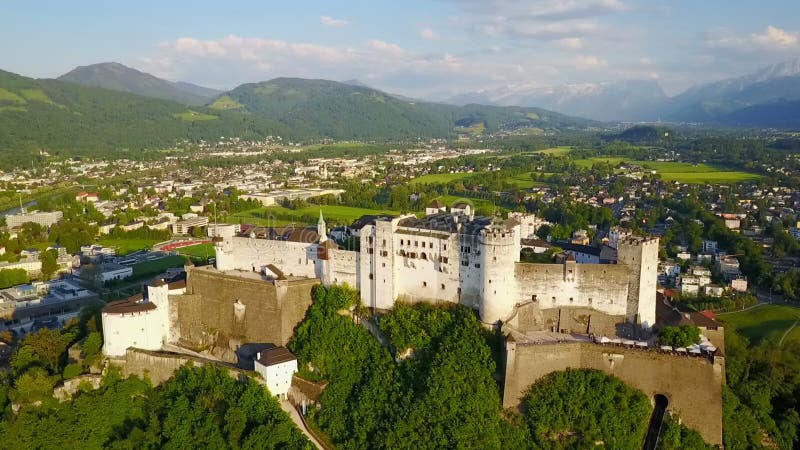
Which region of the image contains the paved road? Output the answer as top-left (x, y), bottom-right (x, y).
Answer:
top-left (280, 399), bottom-right (324, 450)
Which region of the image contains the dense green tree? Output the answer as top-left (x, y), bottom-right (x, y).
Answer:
top-left (658, 325), bottom-right (701, 348)
top-left (521, 369), bottom-right (651, 449)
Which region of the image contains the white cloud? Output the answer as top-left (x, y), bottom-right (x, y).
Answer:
top-left (753, 25), bottom-right (798, 47)
top-left (574, 55), bottom-right (607, 70)
top-left (420, 28), bottom-right (440, 40)
top-left (557, 37), bottom-right (584, 50)
top-left (705, 25), bottom-right (799, 52)
top-left (320, 16), bottom-right (349, 28)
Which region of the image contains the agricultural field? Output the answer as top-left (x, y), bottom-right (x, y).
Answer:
top-left (97, 238), bottom-right (161, 256)
top-left (572, 157), bottom-right (760, 184)
top-left (207, 95), bottom-right (244, 110)
top-left (718, 304), bottom-right (800, 346)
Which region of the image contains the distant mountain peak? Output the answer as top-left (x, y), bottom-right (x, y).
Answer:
top-left (58, 62), bottom-right (221, 106)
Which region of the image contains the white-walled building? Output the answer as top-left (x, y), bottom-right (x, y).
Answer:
top-left (214, 206), bottom-right (660, 329)
top-left (254, 346), bottom-right (298, 400)
top-left (101, 276), bottom-right (186, 357)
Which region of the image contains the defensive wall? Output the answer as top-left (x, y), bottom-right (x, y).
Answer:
top-left (503, 340), bottom-right (725, 446)
top-left (168, 266), bottom-right (318, 362)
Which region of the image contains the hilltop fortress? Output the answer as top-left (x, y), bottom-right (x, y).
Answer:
top-left (102, 202), bottom-right (724, 445)
top-left (214, 204), bottom-right (659, 331)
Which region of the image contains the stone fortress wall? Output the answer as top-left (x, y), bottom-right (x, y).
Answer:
top-left (167, 266), bottom-right (318, 362)
top-left (504, 340), bottom-right (725, 446)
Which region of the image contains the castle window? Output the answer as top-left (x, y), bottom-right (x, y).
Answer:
top-left (462, 260), bottom-right (469, 267)
top-left (421, 253), bottom-right (427, 260)
top-left (415, 241), bottom-right (419, 247)
top-left (399, 250), bottom-right (406, 257)
top-left (570, 297), bottom-right (574, 302)
top-left (369, 273), bottom-right (374, 279)
top-left (441, 257), bottom-right (449, 264)
top-left (401, 239), bottom-right (404, 245)
top-left (423, 281), bottom-right (427, 287)
top-left (382, 239), bottom-right (386, 247)
top-left (441, 283), bottom-right (445, 290)
top-left (532, 295), bottom-right (537, 302)
top-left (443, 244), bottom-right (447, 251)
top-left (588, 297), bottom-right (593, 304)
top-left (493, 256), bottom-right (497, 261)
top-left (382, 263), bottom-right (386, 267)
top-left (368, 248), bottom-right (374, 254)
top-left (474, 263), bottom-right (480, 268)
top-left (368, 237), bottom-right (373, 244)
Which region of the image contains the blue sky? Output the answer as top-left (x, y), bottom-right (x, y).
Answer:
top-left (2, 0), bottom-right (800, 97)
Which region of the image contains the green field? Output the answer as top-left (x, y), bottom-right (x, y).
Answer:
top-left (572, 157), bottom-right (760, 184)
top-left (435, 195), bottom-right (506, 214)
top-left (97, 238), bottom-right (161, 256)
top-left (229, 204), bottom-right (403, 227)
top-left (207, 95), bottom-right (244, 110)
top-left (533, 146), bottom-right (572, 155)
top-left (719, 304), bottom-right (800, 346)
top-left (132, 255), bottom-right (187, 278)
top-left (173, 110), bottom-right (218, 122)
top-left (176, 243), bottom-right (215, 259)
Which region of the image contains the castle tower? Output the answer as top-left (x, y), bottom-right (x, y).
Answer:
top-left (616, 236), bottom-right (659, 329)
top-left (317, 210), bottom-right (327, 243)
top-left (478, 222), bottom-right (521, 324)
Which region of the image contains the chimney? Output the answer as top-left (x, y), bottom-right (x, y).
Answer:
top-left (256, 352), bottom-right (261, 361)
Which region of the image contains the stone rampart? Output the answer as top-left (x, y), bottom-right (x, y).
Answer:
top-left (503, 341), bottom-right (724, 446)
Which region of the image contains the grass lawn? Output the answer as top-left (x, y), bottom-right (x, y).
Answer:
top-left (176, 243), bottom-right (215, 259)
top-left (173, 110), bottom-right (218, 121)
top-left (131, 255), bottom-right (187, 278)
top-left (718, 304), bottom-right (800, 345)
top-left (97, 238), bottom-right (162, 255)
top-left (532, 146), bottom-right (572, 155)
top-left (229, 204), bottom-right (403, 227)
top-left (208, 95), bottom-right (244, 110)
top-left (435, 195), bottom-right (506, 213)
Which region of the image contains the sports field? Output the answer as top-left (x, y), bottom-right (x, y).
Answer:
top-left (718, 304), bottom-right (800, 346)
top-left (176, 243), bottom-right (216, 259)
top-left (572, 157), bottom-right (760, 184)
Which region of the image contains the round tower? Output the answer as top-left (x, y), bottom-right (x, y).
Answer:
top-left (478, 223), bottom-right (521, 324)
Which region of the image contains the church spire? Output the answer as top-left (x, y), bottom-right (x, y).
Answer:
top-left (317, 209), bottom-right (327, 242)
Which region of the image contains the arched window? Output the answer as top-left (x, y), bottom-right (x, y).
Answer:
top-left (421, 252), bottom-right (427, 260)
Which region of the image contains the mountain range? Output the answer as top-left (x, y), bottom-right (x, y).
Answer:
top-left (0, 64), bottom-right (595, 164)
top-left (445, 57), bottom-right (800, 125)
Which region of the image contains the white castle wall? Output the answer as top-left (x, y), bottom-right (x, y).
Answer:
top-left (212, 214), bottom-right (659, 328)
top-left (102, 308), bottom-right (163, 357)
top-left (216, 236), bottom-right (317, 278)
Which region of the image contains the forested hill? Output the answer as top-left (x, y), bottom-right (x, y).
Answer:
top-left (210, 77), bottom-right (596, 139)
top-left (58, 62), bottom-right (221, 106)
top-left (0, 69), bottom-right (596, 166)
top-left (0, 69), bottom-right (291, 165)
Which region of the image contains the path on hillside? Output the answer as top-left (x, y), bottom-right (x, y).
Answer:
top-left (716, 302), bottom-right (767, 316)
top-left (778, 319), bottom-right (800, 347)
top-left (279, 400), bottom-right (325, 450)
